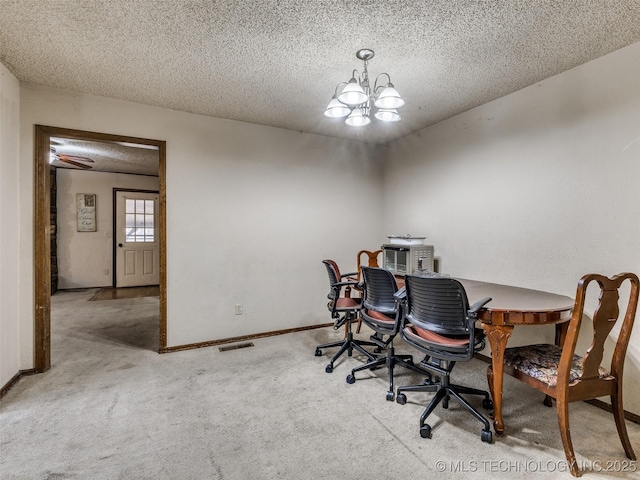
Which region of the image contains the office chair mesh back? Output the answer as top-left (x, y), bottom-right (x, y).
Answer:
top-left (323, 260), bottom-right (341, 302)
top-left (405, 276), bottom-right (471, 337)
top-left (361, 266), bottom-right (398, 316)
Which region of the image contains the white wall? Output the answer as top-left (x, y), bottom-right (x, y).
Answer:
top-left (56, 169), bottom-right (160, 289)
top-left (19, 85), bottom-right (382, 359)
top-left (384, 41), bottom-right (640, 413)
top-left (0, 63), bottom-right (21, 386)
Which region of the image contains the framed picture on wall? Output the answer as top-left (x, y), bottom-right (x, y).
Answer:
top-left (76, 193), bottom-right (97, 232)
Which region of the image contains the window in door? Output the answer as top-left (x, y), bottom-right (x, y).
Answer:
top-left (125, 199), bottom-right (155, 242)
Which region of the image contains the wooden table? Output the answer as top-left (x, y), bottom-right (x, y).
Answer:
top-left (456, 278), bottom-right (574, 436)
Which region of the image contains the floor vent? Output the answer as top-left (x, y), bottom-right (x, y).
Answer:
top-left (219, 342), bottom-right (254, 352)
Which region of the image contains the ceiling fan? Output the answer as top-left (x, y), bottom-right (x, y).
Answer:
top-left (50, 146), bottom-right (94, 169)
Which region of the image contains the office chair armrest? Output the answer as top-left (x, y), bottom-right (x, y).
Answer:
top-left (469, 296), bottom-right (492, 314)
top-left (340, 271), bottom-right (357, 278)
top-left (331, 280), bottom-right (359, 288)
top-left (394, 287), bottom-right (407, 313)
top-left (394, 287), bottom-right (407, 300)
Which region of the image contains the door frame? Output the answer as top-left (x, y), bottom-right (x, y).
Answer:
top-left (112, 188), bottom-right (160, 288)
top-left (34, 125), bottom-right (167, 372)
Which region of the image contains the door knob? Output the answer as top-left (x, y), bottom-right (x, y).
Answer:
top-left (118, 243), bottom-right (123, 247)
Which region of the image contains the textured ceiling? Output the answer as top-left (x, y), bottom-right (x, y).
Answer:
top-left (51, 137), bottom-right (159, 176)
top-left (2, 1), bottom-right (640, 146)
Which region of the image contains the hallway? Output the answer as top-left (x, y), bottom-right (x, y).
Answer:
top-left (52, 288), bottom-right (160, 358)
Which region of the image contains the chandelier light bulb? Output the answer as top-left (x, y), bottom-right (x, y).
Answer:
top-left (338, 81), bottom-right (368, 106)
top-left (345, 108), bottom-right (371, 127)
top-left (324, 97), bottom-right (351, 118)
top-left (375, 108), bottom-right (401, 122)
top-left (374, 86), bottom-right (405, 109)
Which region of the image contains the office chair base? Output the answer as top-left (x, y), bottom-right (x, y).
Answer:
top-left (347, 346), bottom-right (430, 401)
top-left (317, 333), bottom-right (379, 374)
top-left (397, 383), bottom-right (494, 443)
top-left (419, 421), bottom-right (492, 444)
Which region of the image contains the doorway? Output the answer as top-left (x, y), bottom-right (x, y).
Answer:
top-left (34, 125), bottom-right (167, 372)
top-left (114, 190), bottom-right (160, 287)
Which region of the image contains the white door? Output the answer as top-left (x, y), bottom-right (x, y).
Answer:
top-left (115, 191), bottom-right (159, 287)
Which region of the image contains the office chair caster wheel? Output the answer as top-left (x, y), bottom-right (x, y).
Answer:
top-left (346, 374), bottom-right (356, 384)
top-left (481, 429), bottom-right (493, 443)
top-left (420, 424), bottom-right (432, 439)
top-left (315, 349), bottom-right (322, 357)
top-left (325, 365), bottom-right (333, 373)
top-left (396, 393), bottom-right (407, 405)
top-left (374, 347), bottom-right (383, 354)
top-left (482, 398), bottom-right (494, 410)
top-left (386, 391), bottom-right (394, 402)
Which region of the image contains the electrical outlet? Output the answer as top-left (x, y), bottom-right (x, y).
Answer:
top-left (235, 304), bottom-right (243, 315)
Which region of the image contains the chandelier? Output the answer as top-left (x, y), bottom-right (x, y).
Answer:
top-left (324, 49), bottom-right (404, 126)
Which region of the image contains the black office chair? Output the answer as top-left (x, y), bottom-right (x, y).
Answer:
top-left (315, 260), bottom-right (379, 373)
top-left (346, 267), bottom-right (432, 401)
top-left (395, 274), bottom-right (494, 443)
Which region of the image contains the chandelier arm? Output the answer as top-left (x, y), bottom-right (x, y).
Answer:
top-left (373, 73), bottom-right (392, 93)
top-left (333, 81), bottom-right (349, 97)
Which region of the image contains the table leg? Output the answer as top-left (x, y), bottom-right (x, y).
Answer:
top-left (482, 323), bottom-right (513, 436)
top-left (555, 321), bottom-right (569, 347)
top-left (543, 322), bottom-right (570, 407)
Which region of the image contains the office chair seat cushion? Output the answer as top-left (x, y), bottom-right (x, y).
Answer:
top-left (364, 309), bottom-right (395, 325)
top-left (330, 297), bottom-right (361, 311)
top-left (405, 325), bottom-right (470, 347)
top-left (504, 344), bottom-right (611, 388)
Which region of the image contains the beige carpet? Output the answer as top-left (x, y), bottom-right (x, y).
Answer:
top-left (1, 289), bottom-right (639, 479)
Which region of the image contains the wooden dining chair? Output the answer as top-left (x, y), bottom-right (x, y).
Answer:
top-left (356, 249), bottom-right (382, 281)
top-left (492, 273), bottom-right (639, 477)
